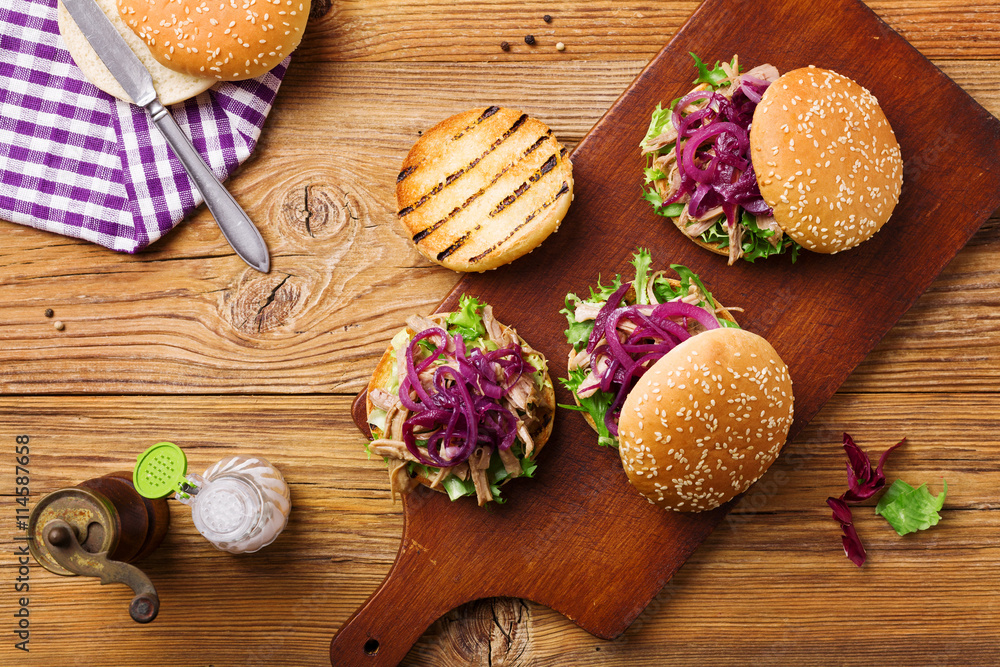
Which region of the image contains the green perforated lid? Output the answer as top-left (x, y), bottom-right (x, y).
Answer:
top-left (134, 442), bottom-right (190, 499)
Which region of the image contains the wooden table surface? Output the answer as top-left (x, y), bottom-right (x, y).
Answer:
top-left (2, 1), bottom-right (1000, 665)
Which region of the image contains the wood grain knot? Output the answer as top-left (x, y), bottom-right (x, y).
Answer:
top-left (428, 598), bottom-right (530, 666)
top-left (279, 183), bottom-right (358, 239)
top-left (227, 271), bottom-right (302, 335)
top-left (309, 0), bottom-right (331, 19)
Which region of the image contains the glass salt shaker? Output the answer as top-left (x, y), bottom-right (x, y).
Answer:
top-left (134, 442), bottom-right (291, 554)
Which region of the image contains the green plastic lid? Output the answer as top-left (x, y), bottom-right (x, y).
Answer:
top-left (134, 442), bottom-right (191, 499)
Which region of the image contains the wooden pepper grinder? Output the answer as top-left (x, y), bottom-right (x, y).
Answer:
top-left (27, 471), bottom-right (170, 623)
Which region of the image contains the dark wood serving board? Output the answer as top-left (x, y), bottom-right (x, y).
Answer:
top-left (331, 0), bottom-right (1000, 663)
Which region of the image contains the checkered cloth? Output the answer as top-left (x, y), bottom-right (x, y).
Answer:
top-left (0, 0), bottom-right (286, 252)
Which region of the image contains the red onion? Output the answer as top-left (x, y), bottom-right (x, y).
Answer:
top-left (664, 77), bottom-right (773, 226)
top-left (398, 327), bottom-right (530, 467)
top-left (584, 284), bottom-right (721, 436)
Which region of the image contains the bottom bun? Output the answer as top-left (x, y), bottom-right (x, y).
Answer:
top-left (618, 327), bottom-right (793, 512)
top-left (59, 0), bottom-right (215, 105)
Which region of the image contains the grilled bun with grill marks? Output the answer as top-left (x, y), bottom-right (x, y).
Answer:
top-left (118, 0), bottom-right (310, 80)
top-left (751, 66), bottom-right (903, 253)
top-left (618, 327), bottom-right (793, 512)
top-left (396, 106), bottom-right (574, 272)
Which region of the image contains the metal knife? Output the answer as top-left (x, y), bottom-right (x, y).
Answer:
top-left (62, 0), bottom-right (270, 273)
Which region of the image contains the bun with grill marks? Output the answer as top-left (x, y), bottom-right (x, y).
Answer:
top-left (396, 107), bottom-right (574, 272)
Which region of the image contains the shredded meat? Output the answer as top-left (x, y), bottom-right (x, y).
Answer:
top-left (516, 421), bottom-right (535, 459)
top-left (405, 314), bottom-right (440, 334)
top-left (568, 347), bottom-right (591, 371)
top-left (505, 374), bottom-right (535, 412)
top-left (727, 221), bottom-right (745, 265)
top-left (483, 305), bottom-right (517, 347)
top-left (678, 204), bottom-right (725, 238)
top-left (428, 465), bottom-right (450, 489)
top-left (755, 213), bottom-right (784, 248)
top-left (369, 388), bottom-right (399, 411)
top-left (386, 458), bottom-right (419, 502)
top-left (576, 370), bottom-right (601, 399)
top-left (450, 462), bottom-right (469, 481)
top-left (642, 121), bottom-right (679, 155)
top-left (742, 63), bottom-right (780, 84)
top-left (498, 445), bottom-right (522, 478)
top-left (469, 447), bottom-right (493, 506)
top-left (574, 301), bottom-right (603, 322)
top-left (370, 439), bottom-right (420, 462)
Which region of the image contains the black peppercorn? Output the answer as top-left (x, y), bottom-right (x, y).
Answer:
top-left (524, 34), bottom-right (536, 45)
top-left (44, 308), bottom-right (54, 318)
top-left (500, 41), bottom-right (510, 51)
top-left (543, 14), bottom-right (552, 23)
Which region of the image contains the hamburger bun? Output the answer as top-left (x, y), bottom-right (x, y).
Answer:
top-left (118, 0), bottom-right (310, 80)
top-left (366, 313), bottom-right (555, 496)
top-left (751, 66), bottom-right (903, 253)
top-left (618, 327), bottom-right (793, 512)
top-left (396, 106), bottom-right (574, 272)
top-left (58, 0), bottom-right (215, 105)
top-left (571, 279), bottom-right (738, 435)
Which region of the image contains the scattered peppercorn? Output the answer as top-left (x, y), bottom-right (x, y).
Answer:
top-left (556, 42), bottom-right (566, 51)
top-left (500, 41), bottom-right (510, 51)
top-left (44, 308), bottom-right (54, 318)
top-left (524, 35), bottom-right (536, 45)
top-left (543, 14), bottom-right (552, 23)
top-left (54, 321), bottom-right (65, 331)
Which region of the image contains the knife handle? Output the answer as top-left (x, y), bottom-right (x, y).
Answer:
top-left (147, 100), bottom-right (270, 273)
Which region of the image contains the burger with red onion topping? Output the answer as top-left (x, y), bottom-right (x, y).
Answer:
top-left (562, 249), bottom-right (794, 511)
top-left (365, 296), bottom-right (554, 506)
top-left (642, 55), bottom-right (902, 264)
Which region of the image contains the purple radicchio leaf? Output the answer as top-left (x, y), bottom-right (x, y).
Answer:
top-left (826, 496), bottom-right (866, 567)
top-left (841, 434), bottom-right (906, 503)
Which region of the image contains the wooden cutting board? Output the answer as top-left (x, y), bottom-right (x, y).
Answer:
top-left (331, 0), bottom-right (1000, 663)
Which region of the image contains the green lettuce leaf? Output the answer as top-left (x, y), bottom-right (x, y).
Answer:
top-left (560, 369), bottom-right (617, 448)
top-left (446, 294), bottom-right (487, 343)
top-left (697, 212), bottom-right (801, 263)
top-left (442, 475), bottom-right (476, 501)
top-left (631, 247), bottom-right (653, 305)
top-left (560, 273), bottom-right (624, 346)
top-left (644, 165), bottom-right (669, 185)
top-left (875, 479), bottom-right (948, 536)
top-left (691, 52), bottom-right (738, 89)
top-left (641, 102), bottom-right (674, 150)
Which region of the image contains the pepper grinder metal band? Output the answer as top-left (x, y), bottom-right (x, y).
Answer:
top-left (27, 471), bottom-right (170, 623)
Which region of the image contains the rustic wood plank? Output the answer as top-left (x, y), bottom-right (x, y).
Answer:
top-left (1, 60), bottom-right (998, 395)
top-left (293, 1), bottom-right (1000, 62)
top-left (0, 393), bottom-right (995, 666)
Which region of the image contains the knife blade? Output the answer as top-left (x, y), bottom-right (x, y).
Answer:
top-left (61, 0), bottom-right (271, 273)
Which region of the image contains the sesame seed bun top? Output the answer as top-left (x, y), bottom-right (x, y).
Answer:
top-left (117, 0), bottom-right (310, 81)
top-left (617, 327), bottom-right (794, 512)
top-left (751, 66), bottom-right (903, 254)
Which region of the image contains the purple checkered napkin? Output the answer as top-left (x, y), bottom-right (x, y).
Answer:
top-left (0, 0), bottom-right (287, 252)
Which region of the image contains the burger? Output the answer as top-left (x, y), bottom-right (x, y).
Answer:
top-left (59, 0), bottom-right (310, 104)
top-left (641, 55), bottom-right (903, 264)
top-left (365, 296), bottom-right (554, 506)
top-left (396, 106), bottom-right (574, 272)
top-left (561, 249), bottom-right (794, 511)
